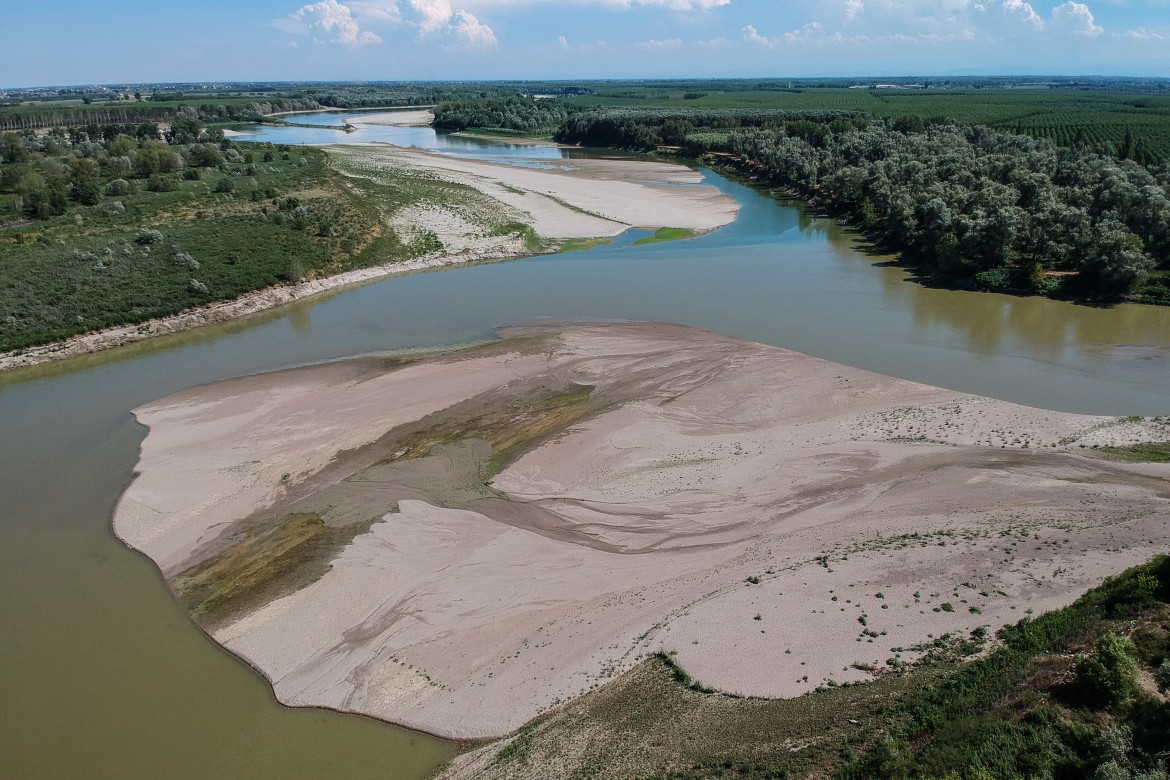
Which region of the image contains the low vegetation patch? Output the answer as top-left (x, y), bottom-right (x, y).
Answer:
top-left (1094, 442), bottom-right (1170, 463)
top-left (450, 556), bottom-right (1170, 780)
top-left (173, 512), bottom-right (378, 630)
top-left (631, 227), bottom-right (696, 246)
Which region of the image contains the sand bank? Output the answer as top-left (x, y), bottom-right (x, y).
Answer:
top-left (330, 144), bottom-right (739, 240)
top-left (114, 323), bottom-right (1170, 739)
top-left (350, 110), bottom-right (435, 127)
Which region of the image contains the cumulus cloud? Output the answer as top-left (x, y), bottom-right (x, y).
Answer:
top-left (410, 0), bottom-right (453, 35)
top-left (844, 0), bottom-right (863, 22)
top-left (346, 0), bottom-right (403, 22)
top-left (450, 9), bottom-right (498, 49)
top-left (742, 24), bottom-right (775, 47)
top-left (284, 0), bottom-right (383, 46)
top-left (1001, 0), bottom-right (1044, 29)
top-left (405, 0), bottom-right (497, 49)
top-left (1051, 1), bottom-right (1104, 36)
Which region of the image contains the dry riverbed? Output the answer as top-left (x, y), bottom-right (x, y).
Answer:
top-left (114, 322), bottom-right (1170, 743)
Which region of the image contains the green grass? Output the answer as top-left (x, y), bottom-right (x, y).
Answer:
top-left (557, 237), bottom-right (614, 253)
top-left (631, 227), bottom-right (696, 246)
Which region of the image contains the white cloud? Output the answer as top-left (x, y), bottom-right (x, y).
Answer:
top-left (347, 0), bottom-right (403, 22)
top-left (458, 0), bottom-right (727, 10)
top-left (279, 0), bottom-right (383, 46)
top-left (637, 37), bottom-right (684, 51)
top-left (1051, 1), bottom-right (1103, 36)
top-left (740, 18), bottom-right (983, 49)
top-left (410, 0), bottom-right (453, 35)
top-left (783, 21), bottom-right (824, 43)
top-left (580, 0), bottom-right (727, 7)
top-left (742, 22), bottom-right (827, 47)
top-left (742, 24), bottom-right (775, 47)
top-left (407, 0), bottom-right (497, 49)
top-left (844, 0), bottom-right (863, 22)
top-left (1001, 0), bottom-right (1043, 29)
top-left (450, 9), bottom-right (498, 48)
top-left (1122, 26), bottom-right (1168, 40)
top-left (558, 35), bottom-right (570, 49)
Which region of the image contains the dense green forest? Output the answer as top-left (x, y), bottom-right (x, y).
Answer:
top-left (433, 96), bottom-right (577, 134)
top-left (0, 97), bottom-right (323, 132)
top-left (0, 124), bottom-right (390, 351)
top-left (555, 108), bottom-right (1170, 302)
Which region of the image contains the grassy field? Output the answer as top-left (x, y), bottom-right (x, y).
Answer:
top-left (567, 88), bottom-right (1170, 162)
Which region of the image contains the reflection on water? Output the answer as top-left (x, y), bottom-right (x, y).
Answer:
top-left (3, 127), bottom-right (1170, 780)
top-left (236, 110), bottom-right (592, 166)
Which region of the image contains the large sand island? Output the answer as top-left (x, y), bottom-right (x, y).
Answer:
top-left (113, 323), bottom-right (1170, 740)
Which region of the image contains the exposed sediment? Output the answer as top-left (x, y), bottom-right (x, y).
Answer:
top-left (113, 322), bottom-right (1170, 739)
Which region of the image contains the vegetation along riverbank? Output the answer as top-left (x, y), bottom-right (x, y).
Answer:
top-left (0, 111), bottom-right (735, 370)
top-left (435, 93), bottom-right (1170, 304)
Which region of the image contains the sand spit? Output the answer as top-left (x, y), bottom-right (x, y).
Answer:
top-left (113, 323), bottom-right (1170, 739)
top-left (330, 144), bottom-right (740, 240)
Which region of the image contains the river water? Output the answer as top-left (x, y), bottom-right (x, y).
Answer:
top-left (3, 114), bottom-right (1169, 779)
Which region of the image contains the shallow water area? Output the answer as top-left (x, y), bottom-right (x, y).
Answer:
top-left (236, 110), bottom-right (590, 167)
top-left (3, 119), bottom-right (1170, 779)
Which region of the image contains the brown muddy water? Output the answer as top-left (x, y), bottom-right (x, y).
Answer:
top-left (2, 153), bottom-right (1169, 778)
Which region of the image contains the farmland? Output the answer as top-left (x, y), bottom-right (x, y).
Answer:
top-left (567, 87), bottom-right (1170, 163)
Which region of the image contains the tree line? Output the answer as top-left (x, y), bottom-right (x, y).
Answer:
top-left (433, 96), bottom-right (578, 133)
top-left (0, 97), bottom-right (322, 131)
top-left (555, 107), bottom-right (1170, 301)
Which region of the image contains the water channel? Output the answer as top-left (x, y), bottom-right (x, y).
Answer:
top-left (3, 113), bottom-right (1169, 778)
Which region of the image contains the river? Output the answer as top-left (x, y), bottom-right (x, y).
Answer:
top-left (2, 114), bottom-right (1168, 779)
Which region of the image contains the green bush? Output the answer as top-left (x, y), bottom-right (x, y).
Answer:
top-left (973, 269), bottom-right (1010, 291)
top-left (146, 173), bottom-right (178, 192)
top-left (1077, 634), bottom-right (1140, 708)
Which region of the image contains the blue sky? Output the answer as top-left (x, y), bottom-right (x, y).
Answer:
top-left (4, 0), bottom-right (1170, 87)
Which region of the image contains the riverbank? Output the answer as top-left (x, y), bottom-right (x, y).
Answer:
top-left (330, 143), bottom-right (738, 241)
top-left (0, 249), bottom-right (534, 372)
top-left (114, 322), bottom-right (1170, 740)
top-left (0, 139), bottom-right (737, 373)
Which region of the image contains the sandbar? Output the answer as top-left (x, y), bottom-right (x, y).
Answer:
top-left (113, 323), bottom-right (1170, 739)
